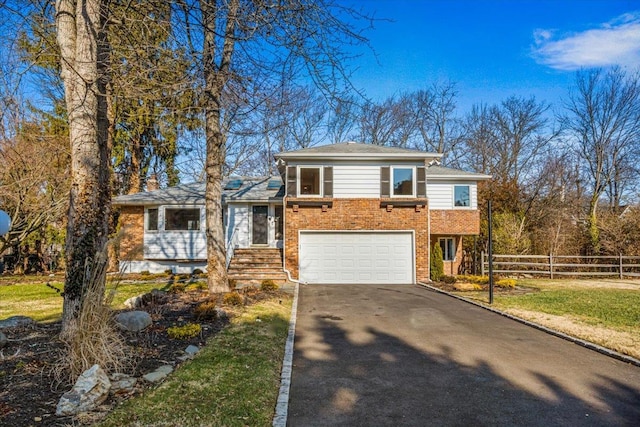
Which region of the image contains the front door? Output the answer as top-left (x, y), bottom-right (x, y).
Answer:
top-left (252, 205), bottom-right (269, 245)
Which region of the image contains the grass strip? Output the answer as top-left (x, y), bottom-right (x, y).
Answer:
top-left (98, 296), bottom-right (292, 427)
top-left (0, 280), bottom-right (163, 322)
top-left (493, 288), bottom-right (640, 329)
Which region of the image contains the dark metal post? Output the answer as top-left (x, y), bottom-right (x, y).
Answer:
top-left (488, 200), bottom-right (494, 304)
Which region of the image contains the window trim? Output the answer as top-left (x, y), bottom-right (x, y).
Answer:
top-left (438, 237), bottom-right (456, 261)
top-left (297, 166), bottom-right (323, 197)
top-left (453, 184), bottom-right (472, 209)
top-left (145, 207), bottom-right (159, 232)
top-left (163, 206), bottom-right (203, 232)
top-left (390, 166), bottom-right (416, 198)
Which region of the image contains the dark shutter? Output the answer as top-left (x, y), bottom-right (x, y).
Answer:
top-left (323, 166), bottom-right (333, 197)
top-left (287, 166), bottom-right (297, 197)
top-left (380, 166), bottom-right (390, 197)
top-left (417, 166), bottom-right (426, 198)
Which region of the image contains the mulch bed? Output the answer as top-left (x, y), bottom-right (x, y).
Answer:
top-left (0, 289), bottom-right (244, 427)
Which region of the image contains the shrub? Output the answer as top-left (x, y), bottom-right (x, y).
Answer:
top-left (194, 300), bottom-right (219, 320)
top-left (139, 270), bottom-right (151, 277)
top-left (228, 279), bottom-right (237, 290)
top-left (192, 268), bottom-right (204, 275)
top-left (442, 275), bottom-right (457, 284)
top-left (168, 282), bottom-right (187, 293)
top-left (457, 275), bottom-right (489, 285)
top-left (222, 291), bottom-right (244, 306)
top-left (430, 244), bottom-right (444, 282)
top-left (260, 279), bottom-right (279, 292)
top-left (167, 323), bottom-right (202, 340)
top-left (164, 269), bottom-right (174, 275)
top-left (495, 278), bottom-right (517, 289)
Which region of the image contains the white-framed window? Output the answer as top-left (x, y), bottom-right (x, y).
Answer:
top-left (146, 208), bottom-right (159, 231)
top-left (165, 208), bottom-right (201, 231)
top-left (391, 166), bottom-right (415, 197)
top-left (439, 237), bottom-right (456, 261)
top-left (454, 185), bottom-right (470, 207)
top-left (299, 166), bottom-right (322, 196)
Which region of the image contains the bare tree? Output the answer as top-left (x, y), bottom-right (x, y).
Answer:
top-left (326, 95), bottom-right (359, 143)
top-left (55, 0), bottom-right (111, 327)
top-left (413, 81), bottom-right (462, 161)
top-left (176, 0), bottom-right (372, 293)
top-left (561, 67), bottom-right (640, 253)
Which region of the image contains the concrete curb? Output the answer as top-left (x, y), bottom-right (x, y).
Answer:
top-left (417, 282), bottom-right (640, 368)
top-left (272, 282), bottom-right (299, 427)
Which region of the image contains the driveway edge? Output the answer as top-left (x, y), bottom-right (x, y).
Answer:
top-left (417, 282), bottom-right (640, 368)
top-left (273, 282), bottom-right (299, 427)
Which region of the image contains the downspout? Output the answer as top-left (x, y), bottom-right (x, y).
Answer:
top-left (280, 169), bottom-right (301, 284)
top-left (427, 193), bottom-right (431, 282)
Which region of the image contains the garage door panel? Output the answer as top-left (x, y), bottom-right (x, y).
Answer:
top-left (299, 232), bottom-right (414, 284)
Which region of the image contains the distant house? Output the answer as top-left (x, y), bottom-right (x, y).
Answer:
top-left (112, 142), bottom-right (490, 283)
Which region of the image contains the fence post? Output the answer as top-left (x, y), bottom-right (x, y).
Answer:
top-left (620, 253), bottom-right (623, 279)
top-left (481, 251), bottom-right (485, 277)
top-left (549, 253), bottom-right (554, 279)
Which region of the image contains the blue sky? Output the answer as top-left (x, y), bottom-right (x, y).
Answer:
top-left (346, 0), bottom-right (640, 113)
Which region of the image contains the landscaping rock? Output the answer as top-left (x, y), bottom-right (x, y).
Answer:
top-left (123, 289), bottom-right (168, 309)
top-left (56, 364), bottom-right (111, 416)
top-left (185, 345), bottom-right (200, 356)
top-left (115, 311), bottom-right (152, 332)
top-left (0, 331), bottom-right (7, 348)
top-left (142, 365), bottom-right (174, 383)
top-left (123, 295), bottom-right (143, 309)
top-left (0, 315), bottom-right (34, 329)
top-left (109, 373), bottom-right (137, 394)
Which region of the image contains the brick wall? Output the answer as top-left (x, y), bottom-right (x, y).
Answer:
top-left (431, 235), bottom-right (464, 276)
top-left (118, 206), bottom-right (144, 261)
top-left (430, 209), bottom-right (480, 235)
top-left (284, 198), bottom-right (429, 282)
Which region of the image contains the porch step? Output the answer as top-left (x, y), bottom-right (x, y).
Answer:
top-left (228, 248), bottom-right (287, 284)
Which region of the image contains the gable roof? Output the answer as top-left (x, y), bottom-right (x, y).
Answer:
top-left (275, 141), bottom-right (443, 161)
top-left (112, 176), bottom-right (283, 206)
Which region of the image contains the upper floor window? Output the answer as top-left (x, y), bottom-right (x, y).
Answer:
top-left (165, 208), bottom-right (201, 231)
top-left (299, 167), bottom-right (321, 196)
top-left (392, 167), bottom-right (414, 196)
top-left (454, 185), bottom-right (470, 207)
top-left (146, 208), bottom-right (158, 231)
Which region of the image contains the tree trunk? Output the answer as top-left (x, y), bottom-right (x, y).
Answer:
top-left (56, 0), bottom-right (111, 329)
top-left (201, 0), bottom-right (238, 293)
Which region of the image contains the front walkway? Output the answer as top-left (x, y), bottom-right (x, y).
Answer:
top-left (287, 284), bottom-right (640, 426)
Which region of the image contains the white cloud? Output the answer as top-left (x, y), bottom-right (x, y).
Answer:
top-left (532, 12), bottom-right (640, 70)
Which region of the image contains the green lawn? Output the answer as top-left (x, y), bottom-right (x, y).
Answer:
top-left (0, 278), bottom-right (164, 322)
top-left (449, 278), bottom-right (640, 358)
top-left (97, 297), bottom-right (292, 427)
top-left (493, 288), bottom-right (640, 329)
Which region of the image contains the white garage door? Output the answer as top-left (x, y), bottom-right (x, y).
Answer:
top-left (299, 231), bottom-right (414, 284)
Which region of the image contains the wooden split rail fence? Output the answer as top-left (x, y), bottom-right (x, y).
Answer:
top-left (481, 253), bottom-right (640, 279)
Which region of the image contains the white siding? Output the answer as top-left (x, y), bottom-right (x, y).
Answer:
top-left (333, 165), bottom-right (381, 198)
top-left (226, 204), bottom-right (250, 248)
top-left (143, 205), bottom-right (206, 260)
top-left (427, 181), bottom-right (477, 209)
top-left (144, 231), bottom-right (207, 259)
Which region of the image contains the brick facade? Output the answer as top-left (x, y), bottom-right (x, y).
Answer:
top-left (284, 198), bottom-right (430, 282)
top-left (118, 206), bottom-right (144, 261)
top-left (431, 235), bottom-right (464, 276)
top-left (430, 209), bottom-right (480, 235)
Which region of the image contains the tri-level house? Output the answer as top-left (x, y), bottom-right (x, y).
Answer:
top-left (113, 142), bottom-right (490, 283)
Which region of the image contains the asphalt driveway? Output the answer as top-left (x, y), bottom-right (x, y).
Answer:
top-left (287, 284), bottom-right (640, 426)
